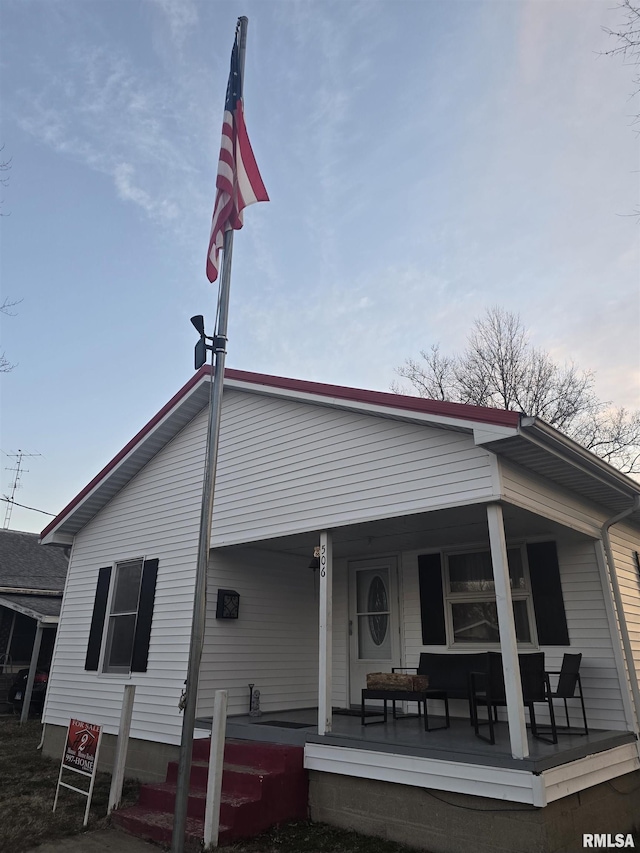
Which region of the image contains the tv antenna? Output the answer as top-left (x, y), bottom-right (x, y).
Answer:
top-left (3, 449), bottom-right (42, 529)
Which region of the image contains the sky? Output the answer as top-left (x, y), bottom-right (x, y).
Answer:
top-left (0, 0), bottom-right (638, 535)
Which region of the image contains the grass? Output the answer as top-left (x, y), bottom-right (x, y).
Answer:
top-left (226, 822), bottom-right (419, 853)
top-left (0, 716), bottom-right (419, 853)
top-left (0, 717), bottom-right (139, 852)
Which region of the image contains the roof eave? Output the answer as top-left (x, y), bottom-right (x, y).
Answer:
top-left (520, 417), bottom-right (640, 500)
top-left (0, 596), bottom-right (60, 623)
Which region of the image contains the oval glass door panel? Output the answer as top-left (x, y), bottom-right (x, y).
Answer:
top-left (356, 568), bottom-right (391, 660)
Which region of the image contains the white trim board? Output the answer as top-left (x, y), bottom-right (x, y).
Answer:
top-left (303, 741), bottom-right (640, 808)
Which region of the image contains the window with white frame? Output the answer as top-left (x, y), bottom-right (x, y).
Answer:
top-left (103, 558), bottom-right (144, 673)
top-left (444, 547), bottom-right (535, 646)
top-left (85, 557), bottom-right (158, 675)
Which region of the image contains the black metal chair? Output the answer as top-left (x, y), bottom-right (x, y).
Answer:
top-left (547, 653), bottom-right (588, 735)
top-left (471, 651), bottom-right (557, 745)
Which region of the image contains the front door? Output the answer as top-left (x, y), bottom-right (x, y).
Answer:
top-left (348, 557), bottom-right (401, 706)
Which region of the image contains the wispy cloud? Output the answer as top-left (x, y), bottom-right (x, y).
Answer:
top-left (146, 0), bottom-right (199, 49)
top-left (15, 37), bottom-right (203, 226)
top-left (114, 162), bottom-right (179, 220)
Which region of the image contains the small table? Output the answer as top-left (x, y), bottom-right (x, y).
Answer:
top-left (361, 688), bottom-right (450, 731)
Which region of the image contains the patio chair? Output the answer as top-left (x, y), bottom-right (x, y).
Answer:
top-left (470, 652), bottom-right (557, 745)
top-left (547, 653), bottom-right (588, 735)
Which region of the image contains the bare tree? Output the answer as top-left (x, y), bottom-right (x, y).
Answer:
top-left (393, 307), bottom-right (640, 474)
top-left (0, 298), bottom-right (20, 373)
top-left (603, 0), bottom-right (640, 105)
top-left (1, 147), bottom-right (17, 370)
top-left (0, 145), bottom-right (11, 216)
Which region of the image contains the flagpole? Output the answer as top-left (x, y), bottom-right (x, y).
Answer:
top-left (170, 18), bottom-right (247, 853)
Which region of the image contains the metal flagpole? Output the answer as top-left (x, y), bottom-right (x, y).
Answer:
top-left (171, 19), bottom-right (248, 853)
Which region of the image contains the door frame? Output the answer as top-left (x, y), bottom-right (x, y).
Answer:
top-left (347, 555), bottom-right (402, 707)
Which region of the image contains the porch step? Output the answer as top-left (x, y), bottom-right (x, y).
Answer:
top-left (111, 804), bottom-right (212, 851)
top-left (112, 737), bottom-right (308, 846)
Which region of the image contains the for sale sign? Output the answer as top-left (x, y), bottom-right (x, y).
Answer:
top-left (63, 719), bottom-right (101, 776)
top-left (54, 718), bottom-right (103, 827)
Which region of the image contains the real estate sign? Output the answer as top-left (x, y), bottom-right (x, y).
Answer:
top-left (63, 719), bottom-right (101, 774)
top-left (53, 718), bottom-right (103, 826)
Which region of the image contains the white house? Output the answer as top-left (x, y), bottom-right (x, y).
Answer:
top-left (40, 367), bottom-right (640, 852)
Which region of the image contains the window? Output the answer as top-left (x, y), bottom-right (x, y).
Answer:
top-left (356, 568), bottom-right (392, 660)
top-left (444, 547), bottom-right (535, 647)
top-left (417, 541), bottom-right (569, 647)
top-left (104, 559), bottom-right (143, 673)
top-left (85, 558), bottom-right (158, 674)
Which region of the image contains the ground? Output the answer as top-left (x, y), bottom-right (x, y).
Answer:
top-left (0, 718), bottom-right (139, 852)
top-left (0, 718), bottom-right (420, 853)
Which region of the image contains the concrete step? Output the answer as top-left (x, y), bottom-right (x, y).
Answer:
top-left (137, 781), bottom-right (261, 826)
top-left (111, 804), bottom-right (212, 850)
top-left (114, 737), bottom-right (308, 846)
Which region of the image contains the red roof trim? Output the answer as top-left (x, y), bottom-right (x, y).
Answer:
top-left (226, 368), bottom-right (522, 428)
top-left (41, 366), bottom-right (520, 539)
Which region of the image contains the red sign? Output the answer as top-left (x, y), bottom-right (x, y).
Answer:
top-left (63, 719), bottom-right (101, 775)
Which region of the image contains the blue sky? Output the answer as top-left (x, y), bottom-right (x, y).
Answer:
top-left (1, 0), bottom-right (638, 534)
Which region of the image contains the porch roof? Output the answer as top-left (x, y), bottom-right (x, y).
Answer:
top-left (222, 502), bottom-right (602, 563)
top-left (0, 593), bottom-right (60, 624)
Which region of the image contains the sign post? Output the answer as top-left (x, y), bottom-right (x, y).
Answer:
top-left (53, 718), bottom-right (103, 826)
top-left (108, 685), bottom-right (136, 815)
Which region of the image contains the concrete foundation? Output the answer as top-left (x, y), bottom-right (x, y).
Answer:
top-left (42, 723), bottom-right (182, 783)
top-left (309, 770), bottom-right (640, 853)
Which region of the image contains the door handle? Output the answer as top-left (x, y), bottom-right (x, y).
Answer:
top-left (349, 620), bottom-right (353, 636)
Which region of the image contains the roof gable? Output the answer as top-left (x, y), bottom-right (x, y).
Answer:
top-left (40, 367), bottom-right (522, 544)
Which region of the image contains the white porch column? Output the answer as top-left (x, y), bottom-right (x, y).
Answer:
top-left (486, 503), bottom-right (528, 759)
top-left (318, 530), bottom-right (333, 735)
top-left (20, 622), bottom-right (44, 724)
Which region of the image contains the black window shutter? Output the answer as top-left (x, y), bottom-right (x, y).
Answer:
top-left (85, 567), bottom-right (112, 671)
top-left (418, 553), bottom-right (447, 645)
top-left (527, 542), bottom-right (569, 646)
top-left (131, 558), bottom-right (159, 673)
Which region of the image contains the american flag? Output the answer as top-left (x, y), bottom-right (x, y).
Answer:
top-left (206, 22), bottom-right (269, 283)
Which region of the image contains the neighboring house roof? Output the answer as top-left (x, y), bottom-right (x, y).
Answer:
top-left (0, 594), bottom-right (61, 622)
top-left (0, 529), bottom-right (68, 622)
top-left (40, 367), bottom-right (640, 546)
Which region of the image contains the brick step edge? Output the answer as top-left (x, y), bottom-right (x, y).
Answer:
top-left (165, 758), bottom-right (285, 790)
top-left (138, 781), bottom-right (260, 822)
top-left (112, 805), bottom-right (207, 846)
top-left (112, 804), bottom-right (236, 846)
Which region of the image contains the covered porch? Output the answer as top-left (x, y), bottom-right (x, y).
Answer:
top-left (200, 495), bottom-right (640, 808)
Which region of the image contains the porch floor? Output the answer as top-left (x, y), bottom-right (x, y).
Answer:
top-left (197, 707), bottom-right (637, 774)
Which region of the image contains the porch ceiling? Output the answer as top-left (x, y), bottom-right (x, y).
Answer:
top-left (228, 503), bottom-right (587, 562)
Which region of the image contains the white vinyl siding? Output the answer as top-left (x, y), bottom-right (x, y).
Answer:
top-left (210, 391), bottom-right (496, 546)
top-left (198, 547), bottom-right (319, 717)
top-left (43, 412), bottom-right (207, 746)
top-left (555, 537), bottom-right (627, 730)
top-left (499, 460), bottom-right (607, 537)
top-left (331, 559), bottom-right (349, 708)
top-left (198, 550), bottom-right (350, 716)
top-left (609, 523), bottom-right (640, 689)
